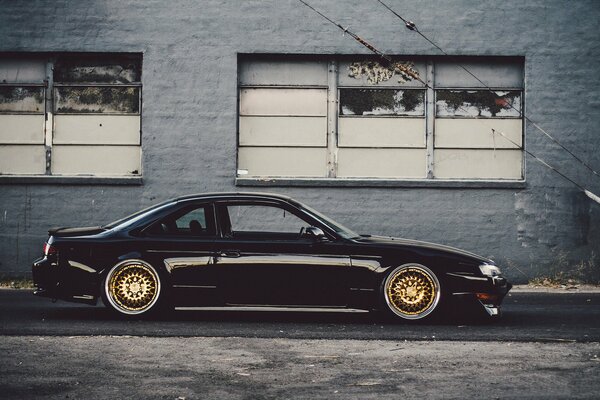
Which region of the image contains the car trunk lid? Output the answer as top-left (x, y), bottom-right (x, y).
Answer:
top-left (48, 226), bottom-right (107, 237)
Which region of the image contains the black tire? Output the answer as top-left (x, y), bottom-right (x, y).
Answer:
top-left (102, 259), bottom-right (165, 317)
top-left (382, 263), bottom-right (441, 321)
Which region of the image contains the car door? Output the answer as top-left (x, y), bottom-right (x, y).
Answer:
top-left (141, 201), bottom-right (221, 306)
top-left (214, 200), bottom-right (351, 307)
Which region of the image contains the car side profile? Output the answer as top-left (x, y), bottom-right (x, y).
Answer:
top-left (32, 192), bottom-right (511, 321)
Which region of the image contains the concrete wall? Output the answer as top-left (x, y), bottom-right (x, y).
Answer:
top-left (1, 0), bottom-right (599, 282)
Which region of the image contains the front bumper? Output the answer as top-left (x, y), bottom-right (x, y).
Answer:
top-left (447, 273), bottom-right (512, 317)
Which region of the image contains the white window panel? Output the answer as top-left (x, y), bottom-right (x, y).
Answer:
top-left (435, 119), bottom-right (522, 149)
top-left (238, 147), bottom-right (327, 177)
top-left (434, 149), bottom-right (523, 179)
top-left (0, 59), bottom-right (46, 83)
top-left (338, 118), bottom-right (425, 148)
top-left (239, 116), bottom-right (326, 147)
top-left (0, 115), bottom-right (45, 144)
top-left (435, 60), bottom-right (523, 88)
top-left (52, 145), bottom-right (140, 176)
top-left (0, 145), bottom-right (46, 174)
top-left (53, 115), bottom-right (140, 145)
top-left (239, 88), bottom-right (327, 116)
top-left (240, 59), bottom-right (328, 86)
top-left (338, 60), bottom-right (426, 88)
top-left (337, 148), bottom-right (427, 178)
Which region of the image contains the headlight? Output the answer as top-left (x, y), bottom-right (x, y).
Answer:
top-left (479, 264), bottom-right (502, 277)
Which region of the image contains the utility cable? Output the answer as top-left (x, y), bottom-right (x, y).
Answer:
top-left (376, 0), bottom-right (600, 180)
top-left (457, 113), bottom-right (600, 205)
top-left (296, 0), bottom-right (600, 204)
top-left (297, 0), bottom-right (392, 64)
top-left (297, 1), bottom-right (428, 87)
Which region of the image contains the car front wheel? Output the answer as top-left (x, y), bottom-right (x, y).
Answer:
top-left (103, 259), bottom-right (163, 316)
top-left (383, 263), bottom-right (441, 321)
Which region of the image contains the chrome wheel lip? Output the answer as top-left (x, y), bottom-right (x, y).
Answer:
top-left (104, 259), bottom-right (161, 315)
top-left (384, 263), bottom-right (441, 320)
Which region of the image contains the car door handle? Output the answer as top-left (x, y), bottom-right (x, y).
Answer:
top-left (220, 251), bottom-right (241, 258)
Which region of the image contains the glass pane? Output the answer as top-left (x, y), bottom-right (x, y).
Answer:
top-left (436, 90), bottom-right (521, 117)
top-left (175, 208), bottom-right (207, 230)
top-left (55, 87), bottom-right (140, 114)
top-left (0, 86), bottom-right (44, 113)
top-left (54, 56), bottom-right (141, 83)
top-left (228, 205), bottom-right (308, 234)
top-left (340, 89), bottom-right (425, 116)
top-left (147, 206), bottom-right (215, 237)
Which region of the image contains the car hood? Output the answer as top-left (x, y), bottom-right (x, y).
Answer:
top-left (352, 235), bottom-right (492, 264)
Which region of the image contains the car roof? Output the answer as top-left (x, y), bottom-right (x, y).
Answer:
top-left (174, 192), bottom-right (295, 203)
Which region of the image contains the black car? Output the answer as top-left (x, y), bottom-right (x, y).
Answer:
top-left (33, 192), bottom-right (511, 320)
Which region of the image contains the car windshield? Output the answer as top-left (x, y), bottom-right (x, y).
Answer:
top-left (103, 200), bottom-right (175, 229)
top-left (298, 203), bottom-right (360, 240)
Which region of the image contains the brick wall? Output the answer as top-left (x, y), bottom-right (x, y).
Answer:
top-left (0, 0), bottom-right (599, 282)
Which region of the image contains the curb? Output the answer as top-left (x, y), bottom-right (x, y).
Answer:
top-left (510, 284), bottom-right (600, 294)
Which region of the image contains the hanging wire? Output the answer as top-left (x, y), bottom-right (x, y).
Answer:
top-left (297, 0), bottom-right (430, 86)
top-left (462, 115), bottom-right (591, 196)
top-left (296, 0), bottom-right (600, 204)
top-left (297, 0), bottom-right (393, 64)
top-left (376, 0), bottom-right (600, 180)
top-left (473, 120), bottom-right (600, 205)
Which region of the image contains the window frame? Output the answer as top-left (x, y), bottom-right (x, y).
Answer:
top-left (236, 54), bottom-right (525, 188)
top-left (0, 53), bottom-right (143, 184)
top-left (144, 202), bottom-right (218, 238)
top-left (226, 203), bottom-right (310, 237)
top-left (215, 199), bottom-right (334, 241)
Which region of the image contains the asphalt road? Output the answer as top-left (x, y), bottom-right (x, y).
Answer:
top-left (0, 289), bottom-right (599, 341)
top-left (1, 289), bottom-right (599, 399)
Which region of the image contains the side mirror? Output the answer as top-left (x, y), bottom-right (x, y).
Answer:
top-left (304, 226), bottom-right (327, 241)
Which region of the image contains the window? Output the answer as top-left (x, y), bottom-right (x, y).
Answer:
top-left (0, 53), bottom-right (142, 177)
top-left (227, 204), bottom-right (307, 235)
top-left (148, 205), bottom-right (215, 237)
top-left (237, 55), bottom-right (524, 182)
top-left (0, 57), bottom-right (47, 174)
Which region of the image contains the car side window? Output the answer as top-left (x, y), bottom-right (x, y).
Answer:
top-left (148, 205), bottom-right (216, 237)
top-left (226, 204), bottom-right (309, 239)
top-left (175, 208), bottom-right (206, 230)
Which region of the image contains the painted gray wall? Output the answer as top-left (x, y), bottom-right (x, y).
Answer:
top-left (1, 0), bottom-right (599, 282)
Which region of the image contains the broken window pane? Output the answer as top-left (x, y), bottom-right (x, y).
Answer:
top-left (0, 86), bottom-right (44, 113)
top-left (54, 56), bottom-right (141, 84)
top-left (339, 89), bottom-right (425, 116)
top-left (436, 90), bottom-right (521, 117)
top-left (54, 86), bottom-right (140, 114)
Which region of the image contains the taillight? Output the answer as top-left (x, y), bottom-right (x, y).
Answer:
top-left (43, 242), bottom-right (57, 256)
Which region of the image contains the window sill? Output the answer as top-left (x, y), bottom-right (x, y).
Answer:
top-left (0, 175), bottom-right (143, 185)
top-left (236, 177), bottom-right (526, 189)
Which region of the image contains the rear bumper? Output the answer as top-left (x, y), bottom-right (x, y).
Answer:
top-left (32, 256), bottom-right (97, 304)
top-left (32, 256), bottom-right (59, 298)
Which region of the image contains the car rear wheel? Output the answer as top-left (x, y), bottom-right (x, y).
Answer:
top-left (103, 259), bottom-right (162, 316)
top-left (383, 264), bottom-right (441, 321)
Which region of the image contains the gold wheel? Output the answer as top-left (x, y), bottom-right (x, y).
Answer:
top-left (384, 264), bottom-right (440, 320)
top-left (105, 260), bottom-right (160, 315)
